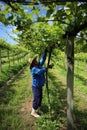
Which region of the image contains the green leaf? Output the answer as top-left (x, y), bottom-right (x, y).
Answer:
top-left (65, 9), bottom-right (71, 15)
top-left (46, 8), bottom-right (54, 18)
top-left (65, 18), bottom-right (70, 24)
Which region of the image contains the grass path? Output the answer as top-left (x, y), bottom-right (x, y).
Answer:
top-left (50, 68), bottom-right (87, 110)
top-left (0, 66), bottom-right (37, 130)
top-left (51, 67), bottom-right (87, 130)
top-left (19, 67), bottom-right (37, 130)
top-left (0, 65), bottom-right (87, 130)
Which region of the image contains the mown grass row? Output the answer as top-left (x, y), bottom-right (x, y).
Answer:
top-left (0, 66), bottom-right (31, 130)
top-left (53, 58), bottom-right (87, 91)
top-left (51, 58), bottom-right (87, 130)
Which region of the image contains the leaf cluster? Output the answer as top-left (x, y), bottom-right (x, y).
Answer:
top-left (0, 1), bottom-right (87, 53)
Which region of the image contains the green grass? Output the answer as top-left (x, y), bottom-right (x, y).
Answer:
top-left (35, 68), bottom-right (67, 130)
top-left (0, 57), bottom-right (87, 130)
top-left (0, 66), bottom-right (31, 130)
top-left (0, 64), bottom-right (65, 130)
top-left (0, 61), bottom-right (28, 86)
top-left (53, 59), bottom-right (87, 130)
top-left (54, 59), bottom-right (87, 93)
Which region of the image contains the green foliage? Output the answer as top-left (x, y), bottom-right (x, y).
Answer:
top-left (1, 52), bottom-right (28, 64)
top-left (0, 38), bottom-right (29, 52)
top-left (75, 52), bottom-right (87, 61)
top-left (19, 23), bottom-right (64, 54)
top-left (74, 107), bottom-right (87, 130)
top-left (0, 61), bottom-right (27, 87)
top-left (74, 30), bottom-right (87, 53)
top-left (0, 2), bottom-right (87, 53)
top-left (37, 117), bottom-right (61, 130)
top-left (0, 39), bottom-right (11, 50)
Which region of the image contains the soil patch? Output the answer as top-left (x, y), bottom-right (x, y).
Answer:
top-left (20, 96), bottom-right (37, 130)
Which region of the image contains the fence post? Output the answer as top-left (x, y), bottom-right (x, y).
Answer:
top-left (66, 35), bottom-right (74, 130)
top-left (7, 50), bottom-right (10, 67)
top-left (0, 49), bottom-right (2, 72)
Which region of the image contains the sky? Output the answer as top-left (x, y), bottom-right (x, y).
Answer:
top-left (0, 22), bottom-right (18, 44)
top-left (0, 1), bottom-right (47, 45)
top-left (0, 1), bottom-right (18, 44)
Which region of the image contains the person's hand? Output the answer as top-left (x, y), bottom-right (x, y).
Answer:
top-left (48, 64), bottom-right (53, 69)
top-left (45, 47), bottom-right (48, 53)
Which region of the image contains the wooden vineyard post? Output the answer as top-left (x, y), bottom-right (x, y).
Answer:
top-left (17, 54), bottom-right (19, 63)
top-left (13, 51), bottom-right (15, 65)
top-left (0, 49), bottom-right (2, 72)
top-left (7, 50), bottom-right (10, 67)
top-left (66, 35), bottom-right (74, 130)
top-left (46, 46), bottom-right (52, 118)
top-left (85, 60), bottom-right (87, 72)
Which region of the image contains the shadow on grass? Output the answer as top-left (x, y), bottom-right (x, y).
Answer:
top-left (0, 69), bottom-right (25, 104)
top-left (74, 106), bottom-right (87, 130)
top-left (0, 67), bottom-right (28, 130)
top-left (57, 63), bottom-right (87, 87)
top-left (48, 72), bottom-right (67, 121)
top-left (41, 70), bottom-right (67, 129)
top-left (75, 74), bottom-right (87, 86)
top-left (41, 69), bottom-right (87, 130)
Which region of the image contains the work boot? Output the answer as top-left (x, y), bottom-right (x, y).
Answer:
top-left (31, 108), bottom-right (40, 118)
top-left (36, 107), bottom-right (43, 115)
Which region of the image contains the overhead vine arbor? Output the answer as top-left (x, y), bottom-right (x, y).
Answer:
top-left (0, 0), bottom-right (87, 130)
top-left (0, 38), bottom-right (29, 73)
top-left (0, 39), bottom-right (11, 72)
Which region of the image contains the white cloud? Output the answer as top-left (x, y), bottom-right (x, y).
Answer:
top-left (9, 33), bottom-right (18, 38)
top-left (48, 17), bottom-right (54, 25)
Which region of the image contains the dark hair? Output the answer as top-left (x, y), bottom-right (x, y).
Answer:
top-left (30, 63), bottom-right (34, 70)
top-left (30, 57), bottom-right (37, 70)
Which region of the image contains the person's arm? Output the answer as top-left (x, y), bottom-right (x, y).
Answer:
top-left (32, 67), bottom-right (47, 75)
top-left (39, 48), bottom-right (47, 67)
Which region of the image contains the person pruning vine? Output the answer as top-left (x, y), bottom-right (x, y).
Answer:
top-left (28, 48), bottom-right (52, 118)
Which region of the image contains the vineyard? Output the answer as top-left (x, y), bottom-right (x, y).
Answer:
top-left (0, 1), bottom-right (87, 130)
top-left (0, 39), bottom-right (29, 86)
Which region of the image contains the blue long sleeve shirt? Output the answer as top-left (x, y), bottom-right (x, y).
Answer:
top-left (30, 52), bottom-right (47, 88)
